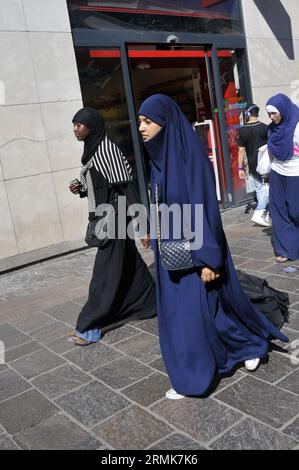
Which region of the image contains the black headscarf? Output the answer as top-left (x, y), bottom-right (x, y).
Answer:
top-left (72, 107), bottom-right (106, 165)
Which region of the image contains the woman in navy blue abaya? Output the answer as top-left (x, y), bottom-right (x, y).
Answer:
top-left (139, 94), bottom-right (288, 400)
top-left (266, 94), bottom-right (299, 263)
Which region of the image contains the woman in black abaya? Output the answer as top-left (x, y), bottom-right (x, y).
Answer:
top-left (69, 107), bottom-right (156, 345)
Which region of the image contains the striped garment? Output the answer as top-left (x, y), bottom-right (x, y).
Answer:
top-left (80, 136), bottom-right (132, 213)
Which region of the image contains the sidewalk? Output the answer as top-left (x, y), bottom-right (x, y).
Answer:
top-left (0, 205), bottom-right (298, 450)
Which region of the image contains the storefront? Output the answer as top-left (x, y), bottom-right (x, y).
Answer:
top-left (67, 0), bottom-right (252, 208)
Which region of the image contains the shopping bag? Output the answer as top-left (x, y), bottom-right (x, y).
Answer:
top-left (245, 174), bottom-right (256, 193)
top-left (257, 144), bottom-right (271, 175)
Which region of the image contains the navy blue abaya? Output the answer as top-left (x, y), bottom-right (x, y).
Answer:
top-left (269, 170), bottom-right (299, 260)
top-left (266, 94), bottom-right (299, 261)
top-left (139, 94), bottom-right (288, 396)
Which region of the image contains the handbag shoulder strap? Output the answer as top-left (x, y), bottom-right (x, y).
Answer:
top-left (154, 184), bottom-right (161, 252)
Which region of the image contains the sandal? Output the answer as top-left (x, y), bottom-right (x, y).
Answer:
top-left (67, 334), bottom-right (93, 346)
top-left (276, 256), bottom-right (288, 263)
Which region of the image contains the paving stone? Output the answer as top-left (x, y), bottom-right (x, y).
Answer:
top-left (229, 246), bottom-right (251, 256)
top-left (0, 390), bottom-right (59, 434)
top-left (0, 300), bottom-right (38, 316)
top-left (215, 375), bottom-right (299, 428)
top-left (1, 289), bottom-right (71, 316)
top-left (210, 418), bottom-right (298, 450)
top-left (0, 312), bottom-right (9, 322)
top-left (113, 333), bottom-right (161, 364)
top-left (260, 263), bottom-right (299, 277)
top-left (71, 296), bottom-right (88, 306)
top-left (283, 417), bottom-right (299, 441)
top-left (92, 405), bottom-right (172, 450)
top-left (211, 370), bottom-right (246, 394)
top-left (15, 413), bottom-right (102, 450)
top-left (151, 397), bottom-right (242, 443)
top-left (4, 310), bottom-right (53, 333)
top-left (5, 341), bottom-right (44, 363)
top-left (240, 352), bottom-right (299, 384)
top-left (286, 312), bottom-right (299, 331)
top-left (229, 238), bottom-right (267, 249)
top-left (232, 256), bottom-right (249, 266)
top-left (32, 364), bottom-right (92, 399)
top-left (264, 275), bottom-right (299, 294)
top-left (46, 337), bottom-right (77, 354)
top-left (42, 301), bottom-right (82, 327)
top-left (10, 349), bottom-right (66, 380)
top-left (276, 369), bottom-right (299, 395)
top-left (0, 435), bottom-right (20, 450)
top-left (272, 329), bottom-right (299, 352)
top-left (0, 324), bottom-right (31, 351)
top-left (1, 205), bottom-right (299, 451)
top-left (148, 357), bottom-right (167, 374)
top-left (237, 260), bottom-right (274, 271)
top-left (54, 381), bottom-right (130, 427)
top-left (63, 343), bottom-right (123, 372)
top-left (244, 231), bottom-right (272, 242)
top-left (101, 325), bottom-right (140, 345)
top-left (289, 294), bottom-right (299, 307)
top-left (148, 433), bottom-right (206, 450)
top-left (122, 373), bottom-right (170, 406)
top-left (240, 250), bottom-right (274, 261)
top-left (29, 321), bottom-right (71, 345)
top-left (92, 357), bottom-right (153, 389)
top-left (0, 370), bottom-right (32, 402)
top-left (134, 318), bottom-right (159, 336)
top-left (247, 240), bottom-right (273, 252)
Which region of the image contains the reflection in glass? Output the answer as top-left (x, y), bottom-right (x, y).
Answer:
top-left (67, 0), bottom-right (242, 35)
top-left (74, 47), bottom-right (136, 175)
top-left (128, 45), bottom-right (220, 192)
top-left (218, 49), bottom-right (250, 203)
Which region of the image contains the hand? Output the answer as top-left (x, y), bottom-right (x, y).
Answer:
top-left (238, 170), bottom-right (245, 180)
top-left (69, 179), bottom-right (81, 195)
top-left (201, 267), bottom-right (220, 284)
top-left (140, 234), bottom-right (150, 249)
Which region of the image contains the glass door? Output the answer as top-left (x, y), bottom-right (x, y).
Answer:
top-left (73, 43), bottom-right (249, 207)
top-left (74, 46), bottom-right (137, 176)
top-left (127, 44), bottom-right (223, 202)
top-left (217, 49), bottom-right (250, 203)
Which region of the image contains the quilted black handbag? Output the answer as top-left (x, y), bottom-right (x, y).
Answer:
top-left (155, 184), bottom-right (193, 271)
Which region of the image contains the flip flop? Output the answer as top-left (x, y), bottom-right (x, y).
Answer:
top-left (276, 256), bottom-right (288, 263)
top-left (67, 335), bottom-right (93, 346)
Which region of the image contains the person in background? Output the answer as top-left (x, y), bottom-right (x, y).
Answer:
top-left (238, 104), bottom-right (271, 227)
top-left (69, 107), bottom-right (156, 345)
top-left (266, 93), bottom-right (299, 263)
top-left (138, 94), bottom-right (288, 400)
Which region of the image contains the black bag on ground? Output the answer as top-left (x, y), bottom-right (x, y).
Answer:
top-left (236, 270), bottom-right (289, 329)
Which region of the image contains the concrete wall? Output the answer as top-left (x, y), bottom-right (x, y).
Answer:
top-left (241, 0), bottom-right (299, 122)
top-left (0, 0), bottom-right (87, 272)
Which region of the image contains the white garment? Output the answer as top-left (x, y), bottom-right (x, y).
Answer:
top-left (266, 105), bottom-right (279, 114)
top-left (271, 122), bottom-right (299, 176)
